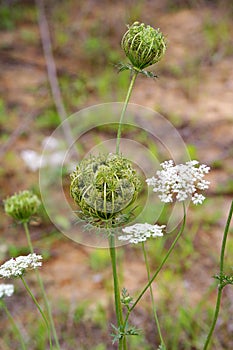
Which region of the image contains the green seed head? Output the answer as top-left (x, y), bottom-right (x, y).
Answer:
top-left (70, 153), bottom-right (142, 228)
top-left (121, 22), bottom-right (166, 70)
top-left (4, 190), bottom-right (41, 223)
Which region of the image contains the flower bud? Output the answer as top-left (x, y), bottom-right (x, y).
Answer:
top-left (121, 22), bottom-right (166, 70)
top-left (70, 153), bottom-right (142, 227)
top-left (4, 190), bottom-right (41, 223)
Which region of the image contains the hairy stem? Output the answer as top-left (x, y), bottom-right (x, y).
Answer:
top-left (203, 200), bottom-right (233, 350)
top-left (116, 72), bottom-right (138, 154)
top-left (142, 242), bottom-right (166, 348)
top-left (23, 222), bottom-right (60, 349)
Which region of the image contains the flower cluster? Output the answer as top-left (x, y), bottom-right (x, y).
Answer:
top-left (0, 284), bottom-right (14, 299)
top-left (146, 160), bottom-right (210, 205)
top-left (0, 254), bottom-right (42, 278)
top-left (70, 153), bottom-right (141, 227)
top-left (121, 21), bottom-right (166, 70)
top-left (4, 190), bottom-right (41, 223)
top-left (118, 223), bottom-right (165, 244)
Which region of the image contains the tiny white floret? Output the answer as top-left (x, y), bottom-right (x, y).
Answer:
top-left (0, 284), bottom-right (14, 298)
top-left (0, 254), bottom-right (43, 278)
top-left (118, 223), bottom-right (165, 244)
top-left (146, 160), bottom-right (210, 205)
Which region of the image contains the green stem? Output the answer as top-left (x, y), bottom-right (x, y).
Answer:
top-left (116, 72), bottom-right (138, 154)
top-left (123, 204), bottom-right (186, 329)
top-left (142, 242), bottom-right (166, 349)
top-left (1, 301), bottom-right (27, 350)
top-left (108, 234), bottom-right (126, 350)
top-left (220, 201), bottom-right (233, 274)
top-left (23, 222), bottom-right (60, 350)
top-left (203, 200), bottom-right (233, 350)
top-left (20, 276), bottom-right (52, 349)
top-left (114, 66), bottom-right (137, 349)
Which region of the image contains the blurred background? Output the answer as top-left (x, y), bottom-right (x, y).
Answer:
top-left (0, 0), bottom-right (233, 349)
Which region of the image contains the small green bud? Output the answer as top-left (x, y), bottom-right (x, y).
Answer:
top-left (121, 21), bottom-right (166, 70)
top-left (121, 287), bottom-right (133, 308)
top-left (4, 190), bottom-right (41, 223)
top-left (70, 153), bottom-right (142, 228)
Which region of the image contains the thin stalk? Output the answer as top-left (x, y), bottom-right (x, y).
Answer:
top-left (116, 72), bottom-right (138, 154)
top-left (108, 234), bottom-right (127, 350)
top-left (203, 200), bottom-right (233, 350)
top-left (23, 222), bottom-right (34, 253)
top-left (20, 276), bottom-right (52, 349)
top-left (1, 301), bottom-right (27, 350)
top-left (142, 242), bottom-right (166, 349)
top-left (123, 204), bottom-right (186, 329)
top-left (23, 222), bottom-right (61, 350)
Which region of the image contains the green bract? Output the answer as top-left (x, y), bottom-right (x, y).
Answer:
top-left (4, 190), bottom-right (41, 223)
top-left (121, 22), bottom-right (166, 70)
top-left (70, 153), bottom-right (142, 228)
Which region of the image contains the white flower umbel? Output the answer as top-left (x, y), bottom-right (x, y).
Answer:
top-left (118, 223), bottom-right (165, 244)
top-left (146, 160), bottom-right (210, 205)
top-left (0, 254), bottom-right (42, 278)
top-left (0, 284), bottom-right (14, 298)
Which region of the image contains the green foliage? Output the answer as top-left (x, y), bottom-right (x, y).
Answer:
top-left (20, 29), bottom-right (38, 44)
top-left (186, 144), bottom-right (198, 160)
top-left (82, 35), bottom-right (121, 66)
top-left (146, 235), bottom-right (166, 266)
top-left (111, 322), bottom-right (140, 344)
top-left (126, 1), bottom-right (144, 23)
top-left (35, 109), bottom-right (60, 130)
top-left (203, 17), bottom-right (233, 59)
top-left (89, 249), bottom-right (109, 271)
top-left (165, 111), bottom-right (184, 128)
top-left (92, 344), bottom-right (106, 350)
top-left (73, 301), bottom-right (89, 324)
top-left (0, 5), bottom-right (12, 30)
top-left (128, 333), bottom-right (151, 349)
top-left (59, 74), bottom-right (88, 108)
top-left (216, 178), bottom-right (233, 194)
top-left (8, 244), bottom-right (29, 257)
top-left (94, 69), bottom-right (114, 100)
top-left (211, 159), bottom-right (223, 169)
top-left (0, 98), bottom-right (7, 123)
top-left (30, 319), bottom-right (48, 350)
top-left (192, 197), bottom-right (223, 226)
top-left (0, 4), bottom-right (36, 30)
top-left (91, 303), bottom-right (107, 329)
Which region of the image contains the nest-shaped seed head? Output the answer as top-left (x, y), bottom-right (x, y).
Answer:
top-left (4, 190), bottom-right (41, 223)
top-left (70, 153), bottom-right (142, 228)
top-left (121, 22), bottom-right (166, 70)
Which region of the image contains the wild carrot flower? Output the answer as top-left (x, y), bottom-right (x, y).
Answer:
top-left (70, 153), bottom-right (141, 227)
top-left (0, 284), bottom-right (14, 298)
top-left (0, 254), bottom-right (42, 278)
top-left (121, 22), bottom-right (166, 70)
top-left (146, 160), bottom-right (210, 205)
top-left (4, 190), bottom-right (41, 223)
top-left (118, 223), bottom-right (165, 244)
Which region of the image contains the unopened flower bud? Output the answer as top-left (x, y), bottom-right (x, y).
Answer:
top-left (4, 190), bottom-right (41, 223)
top-left (121, 22), bottom-right (166, 70)
top-left (70, 153), bottom-right (141, 228)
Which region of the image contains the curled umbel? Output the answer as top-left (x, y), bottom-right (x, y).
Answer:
top-left (121, 22), bottom-right (166, 70)
top-left (70, 153), bottom-right (141, 228)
